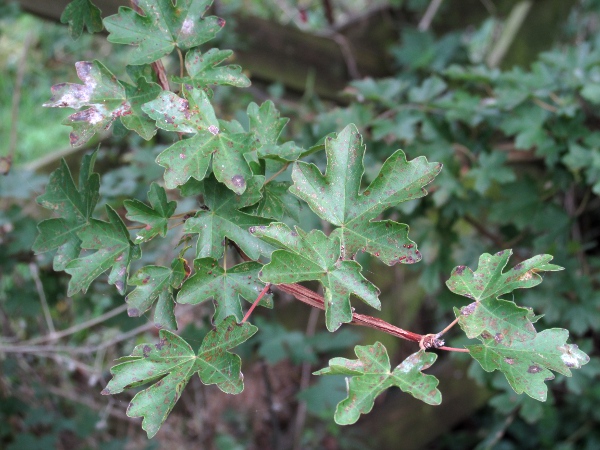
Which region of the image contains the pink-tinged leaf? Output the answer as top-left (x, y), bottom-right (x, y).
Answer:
top-left (44, 61), bottom-right (161, 145)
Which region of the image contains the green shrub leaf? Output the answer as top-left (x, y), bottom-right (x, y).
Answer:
top-left (32, 152), bottom-right (99, 270)
top-left (291, 124), bottom-right (442, 265)
top-left (104, 0), bottom-right (224, 65)
top-left (177, 258), bottom-right (272, 324)
top-left (102, 317), bottom-right (257, 437)
top-left (60, 0), bottom-right (103, 40)
top-left (315, 343), bottom-right (441, 425)
top-left (254, 222), bottom-right (380, 331)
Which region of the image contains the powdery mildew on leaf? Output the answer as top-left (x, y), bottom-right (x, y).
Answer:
top-left (253, 222), bottom-right (380, 331)
top-left (314, 343), bottom-right (441, 424)
top-left (146, 87), bottom-right (256, 194)
top-left (104, 0), bottom-right (224, 65)
top-left (468, 328), bottom-right (589, 401)
top-left (449, 250), bottom-right (563, 344)
top-left (446, 250), bottom-right (563, 302)
top-left (177, 257), bottom-right (273, 324)
top-left (44, 61), bottom-right (161, 145)
top-left (102, 317), bottom-right (257, 438)
top-left (291, 123), bottom-right (442, 265)
top-left (448, 250), bottom-right (590, 400)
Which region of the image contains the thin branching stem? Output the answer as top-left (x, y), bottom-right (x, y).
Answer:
top-left (265, 163), bottom-right (290, 184)
top-left (241, 283), bottom-right (271, 323)
top-left (177, 47), bottom-right (184, 79)
top-left (437, 316), bottom-right (460, 338)
top-left (275, 283), bottom-right (469, 353)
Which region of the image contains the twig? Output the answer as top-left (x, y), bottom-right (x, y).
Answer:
top-left (29, 263), bottom-right (56, 336)
top-left (481, 407), bottom-right (517, 449)
top-left (532, 97), bottom-right (558, 113)
top-left (293, 306), bottom-right (320, 450)
top-left (330, 33), bottom-right (360, 79)
top-left (151, 60), bottom-right (170, 91)
top-left (487, 1), bottom-right (533, 68)
top-left (46, 385), bottom-right (132, 421)
top-left (480, 0), bottom-right (497, 15)
top-left (265, 163), bottom-right (290, 185)
top-left (261, 361), bottom-right (281, 449)
top-left (463, 214), bottom-right (506, 249)
top-left (1, 306), bottom-right (193, 356)
top-left (275, 283), bottom-right (469, 353)
top-left (241, 283), bottom-right (271, 323)
top-left (23, 303), bottom-right (129, 345)
top-left (322, 0), bottom-right (335, 25)
top-left (177, 47), bottom-right (185, 79)
top-left (418, 0), bottom-right (444, 32)
top-left (437, 316), bottom-right (459, 338)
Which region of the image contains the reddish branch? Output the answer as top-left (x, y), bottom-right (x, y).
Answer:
top-left (275, 283), bottom-right (469, 353)
top-left (227, 240), bottom-right (468, 352)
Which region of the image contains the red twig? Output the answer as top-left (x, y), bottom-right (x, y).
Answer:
top-left (276, 283), bottom-right (469, 353)
top-left (241, 283), bottom-right (272, 323)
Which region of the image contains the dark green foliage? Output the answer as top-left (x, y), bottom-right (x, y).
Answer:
top-left (3, 0), bottom-right (596, 446)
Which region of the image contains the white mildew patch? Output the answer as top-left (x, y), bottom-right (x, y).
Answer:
top-left (181, 18), bottom-right (195, 35)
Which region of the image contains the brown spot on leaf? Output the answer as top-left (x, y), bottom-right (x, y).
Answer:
top-left (504, 357), bottom-right (515, 365)
top-left (528, 364), bottom-right (542, 374)
top-left (494, 333), bottom-right (504, 344)
top-left (143, 345), bottom-right (152, 357)
top-left (455, 265), bottom-right (466, 275)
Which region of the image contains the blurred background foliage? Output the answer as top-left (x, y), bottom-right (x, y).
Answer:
top-left (1, 0), bottom-right (599, 449)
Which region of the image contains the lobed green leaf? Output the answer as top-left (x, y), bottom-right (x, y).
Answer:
top-left (104, 0), bottom-right (224, 65)
top-left (102, 317), bottom-right (257, 437)
top-left (291, 124), bottom-right (442, 265)
top-left (253, 222), bottom-right (380, 331)
top-left (32, 152), bottom-right (99, 270)
top-left (315, 342), bottom-right (441, 424)
top-left (177, 257), bottom-right (272, 324)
